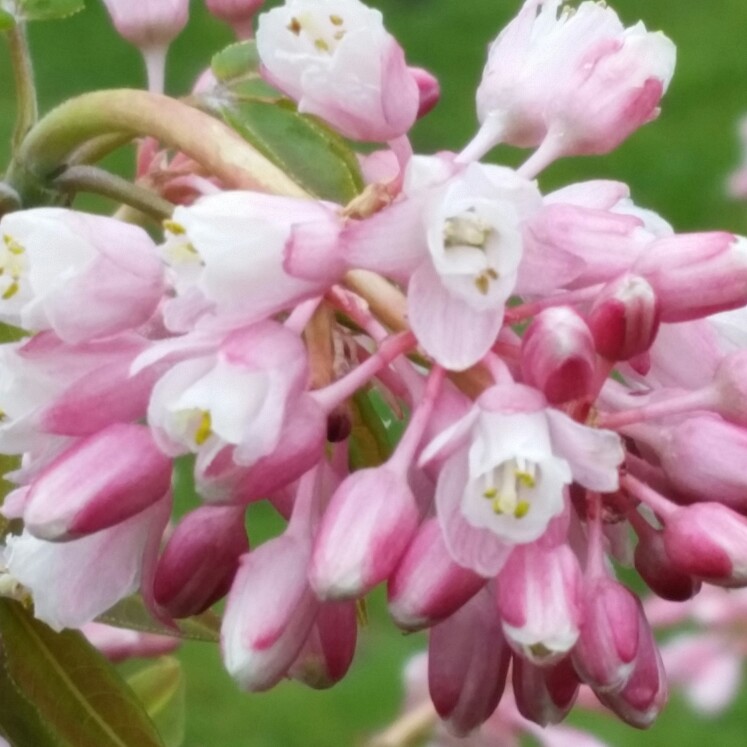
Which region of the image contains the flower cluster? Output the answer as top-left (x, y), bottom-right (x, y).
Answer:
top-left (3, 0), bottom-right (747, 739)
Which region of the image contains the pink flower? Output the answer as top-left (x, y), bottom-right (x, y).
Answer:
top-left (0, 209), bottom-right (164, 343)
top-left (422, 384), bottom-right (622, 576)
top-left (256, 0), bottom-right (419, 142)
top-left (3, 493), bottom-right (171, 631)
top-left (162, 191), bottom-right (341, 330)
top-left (463, 0), bottom-right (675, 169)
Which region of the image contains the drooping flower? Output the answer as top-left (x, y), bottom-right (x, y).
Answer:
top-left (256, 0), bottom-right (420, 141)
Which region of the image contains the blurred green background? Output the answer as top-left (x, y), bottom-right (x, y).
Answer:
top-left (3, 1), bottom-right (747, 745)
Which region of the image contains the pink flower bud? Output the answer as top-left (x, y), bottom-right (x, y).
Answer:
top-left (310, 466), bottom-right (420, 600)
top-left (22, 424), bottom-right (172, 541)
top-left (221, 537), bottom-right (318, 691)
top-left (206, 0), bottom-right (264, 19)
top-left (512, 655), bottom-right (579, 726)
top-left (387, 518), bottom-right (487, 631)
top-left (663, 503), bottom-right (747, 587)
top-left (409, 66), bottom-right (440, 118)
top-left (102, 0), bottom-right (189, 49)
top-left (588, 274), bottom-right (660, 361)
top-left (287, 601), bottom-right (357, 689)
top-left (634, 522), bottom-right (701, 602)
top-left (596, 611), bottom-right (667, 728)
top-left (521, 307), bottom-right (596, 404)
top-left (497, 542), bottom-right (583, 665)
top-left (633, 232), bottom-right (747, 322)
top-left (656, 415), bottom-right (747, 513)
top-left (153, 505), bottom-right (248, 618)
top-left (428, 588), bottom-right (511, 736)
top-left (572, 578), bottom-right (640, 692)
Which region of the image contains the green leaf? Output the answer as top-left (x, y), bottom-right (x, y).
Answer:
top-left (0, 9), bottom-right (16, 30)
top-left (17, 0), bottom-right (84, 21)
top-left (211, 41), bottom-right (262, 83)
top-left (0, 599), bottom-right (165, 747)
top-left (220, 100), bottom-right (364, 203)
top-left (98, 596), bottom-right (220, 643)
top-left (0, 322), bottom-right (28, 343)
top-left (127, 658), bottom-right (185, 747)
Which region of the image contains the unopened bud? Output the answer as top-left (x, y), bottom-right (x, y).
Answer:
top-left (387, 518), bottom-right (486, 631)
top-left (409, 66), bottom-right (440, 118)
top-left (588, 274), bottom-right (660, 361)
top-left (206, 0), bottom-right (264, 39)
top-left (102, 0), bottom-right (189, 50)
top-left (634, 232), bottom-right (747, 322)
top-left (153, 505), bottom-right (248, 618)
top-left (512, 655), bottom-right (579, 726)
top-left (520, 307), bottom-right (596, 404)
top-left (663, 503), bottom-right (747, 587)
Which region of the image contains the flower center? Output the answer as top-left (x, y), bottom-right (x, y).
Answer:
top-left (0, 234), bottom-right (27, 300)
top-left (286, 13), bottom-right (348, 53)
top-left (442, 210), bottom-right (500, 296)
top-left (482, 458), bottom-right (537, 518)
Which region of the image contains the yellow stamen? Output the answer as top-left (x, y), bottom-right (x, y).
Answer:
top-left (514, 500), bottom-right (531, 519)
top-left (329, 14), bottom-right (343, 25)
top-left (315, 38), bottom-right (330, 52)
top-left (194, 411), bottom-right (213, 446)
top-left (516, 470), bottom-right (536, 489)
top-left (162, 219), bottom-right (186, 235)
top-left (483, 487), bottom-right (498, 499)
top-left (2, 281), bottom-right (19, 300)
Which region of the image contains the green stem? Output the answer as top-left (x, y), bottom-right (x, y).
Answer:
top-left (7, 22), bottom-right (38, 154)
top-left (7, 89), bottom-right (306, 204)
top-left (53, 165), bottom-right (175, 221)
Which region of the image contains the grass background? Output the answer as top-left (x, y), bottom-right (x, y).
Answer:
top-left (2, 0), bottom-right (747, 745)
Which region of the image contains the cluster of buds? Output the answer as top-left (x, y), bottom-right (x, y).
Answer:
top-left (3, 0), bottom-right (747, 739)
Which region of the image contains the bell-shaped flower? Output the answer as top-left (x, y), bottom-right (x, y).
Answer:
top-left (148, 320), bottom-right (309, 475)
top-left (339, 157), bottom-right (541, 370)
top-left (422, 384), bottom-right (623, 577)
top-left (19, 424), bottom-right (173, 541)
top-left (162, 191), bottom-right (342, 331)
top-left (463, 0), bottom-right (675, 169)
top-left (0, 332), bottom-right (158, 454)
top-left (256, 0), bottom-right (419, 142)
top-left (2, 493), bottom-right (171, 631)
top-left (153, 505), bottom-right (248, 617)
top-left (0, 208), bottom-right (164, 343)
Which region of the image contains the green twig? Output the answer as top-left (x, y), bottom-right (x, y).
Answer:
top-left (7, 22), bottom-right (38, 154)
top-left (53, 164), bottom-right (174, 221)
